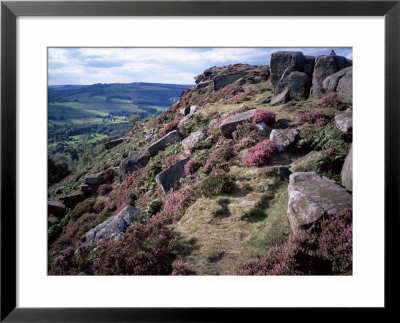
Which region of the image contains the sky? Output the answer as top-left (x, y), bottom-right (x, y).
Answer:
top-left (48, 47), bottom-right (352, 86)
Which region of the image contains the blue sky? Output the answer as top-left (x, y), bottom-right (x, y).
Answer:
top-left (48, 47), bottom-right (352, 85)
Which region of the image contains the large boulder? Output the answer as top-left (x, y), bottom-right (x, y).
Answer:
top-left (219, 109), bottom-right (256, 139)
top-left (270, 51), bottom-right (305, 88)
top-left (104, 137), bottom-right (128, 150)
top-left (182, 127), bottom-right (207, 152)
top-left (270, 128), bottom-right (299, 151)
top-left (147, 130), bottom-right (182, 157)
top-left (81, 206), bottom-right (138, 245)
top-left (337, 70), bottom-right (353, 104)
top-left (155, 157), bottom-right (190, 193)
top-left (341, 144), bottom-right (353, 191)
top-left (59, 191), bottom-right (84, 209)
top-left (213, 73), bottom-right (245, 91)
top-left (287, 172), bottom-right (352, 233)
top-left (288, 71), bottom-right (311, 100)
top-left (334, 109), bottom-right (352, 134)
top-left (311, 55), bottom-right (351, 97)
top-left (270, 69), bottom-right (310, 105)
top-left (48, 200), bottom-right (66, 218)
top-left (119, 150), bottom-right (149, 178)
top-left (322, 66), bottom-right (352, 93)
top-left (303, 55), bottom-right (315, 76)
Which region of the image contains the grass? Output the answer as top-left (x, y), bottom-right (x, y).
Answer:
top-left (175, 164), bottom-right (291, 275)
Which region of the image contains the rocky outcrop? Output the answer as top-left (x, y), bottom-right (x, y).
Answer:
top-left (311, 55), bottom-right (352, 98)
top-left (48, 200), bottom-right (66, 218)
top-left (180, 107), bottom-right (191, 116)
top-left (303, 55), bottom-right (315, 76)
top-left (270, 68), bottom-right (311, 105)
top-left (155, 157), bottom-right (190, 193)
top-left (322, 66), bottom-right (352, 93)
top-left (59, 191), bottom-right (84, 209)
top-left (270, 51), bottom-right (305, 88)
top-left (182, 127), bottom-right (207, 152)
top-left (219, 109), bottom-right (256, 138)
top-left (84, 173), bottom-right (102, 186)
top-left (334, 109), bottom-right (352, 134)
top-left (147, 130), bottom-right (182, 157)
top-left (213, 73), bottom-right (245, 91)
top-left (81, 206), bottom-right (138, 245)
top-left (270, 128), bottom-right (299, 151)
top-left (119, 150), bottom-right (149, 178)
top-left (287, 172), bottom-right (352, 233)
top-left (341, 144), bottom-right (353, 191)
top-left (104, 137), bottom-right (128, 150)
top-left (337, 70), bottom-right (353, 104)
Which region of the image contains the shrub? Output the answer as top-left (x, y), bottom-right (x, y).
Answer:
top-left (238, 209), bottom-right (352, 275)
top-left (98, 183), bottom-right (113, 196)
top-left (98, 168), bottom-right (115, 184)
top-left (178, 113), bottom-right (209, 138)
top-left (298, 110), bottom-right (330, 127)
top-left (203, 139), bottom-right (235, 173)
top-left (201, 173), bottom-right (234, 198)
top-left (184, 159), bottom-right (202, 176)
top-left (320, 92), bottom-right (344, 109)
top-left (311, 123), bottom-right (349, 154)
top-left (71, 197), bottom-right (96, 219)
top-left (159, 188), bottom-right (196, 220)
top-left (92, 215), bottom-right (177, 275)
top-left (253, 109), bottom-right (276, 126)
top-left (93, 198), bottom-right (106, 213)
top-left (160, 116), bottom-right (183, 136)
top-left (48, 156), bottom-right (70, 185)
top-left (242, 140), bottom-right (275, 167)
top-left (232, 122), bottom-right (260, 150)
top-left (171, 260), bottom-right (194, 275)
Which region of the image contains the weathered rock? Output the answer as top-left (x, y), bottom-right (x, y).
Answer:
top-left (104, 137), bottom-right (128, 150)
top-left (180, 107), bottom-right (191, 116)
top-left (289, 151), bottom-right (319, 172)
top-left (59, 191), bottom-right (84, 209)
top-left (120, 150), bottom-right (149, 178)
top-left (287, 172), bottom-right (352, 233)
top-left (269, 88), bottom-right (290, 106)
top-left (231, 87), bottom-right (245, 95)
top-left (322, 66), bottom-right (352, 93)
top-left (213, 73), bottom-right (245, 91)
top-left (190, 105), bottom-right (200, 114)
top-left (48, 200), bottom-right (66, 218)
top-left (311, 55), bottom-right (351, 97)
top-left (337, 70), bottom-right (353, 104)
top-left (178, 113), bottom-right (194, 127)
top-left (270, 51), bottom-right (305, 88)
top-left (194, 73), bottom-right (205, 84)
top-left (219, 109), bottom-right (256, 138)
top-left (147, 130), bottom-right (182, 157)
top-left (288, 71), bottom-right (311, 100)
top-left (196, 81), bottom-right (212, 89)
top-left (81, 206), bottom-right (138, 245)
top-left (254, 122), bottom-right (267, 134)
top-left (341, 144), bottom-right (353, 191)
top-left (155, 158), bottom-right (190, 193)
top-left (80, 183), bottom-right (97, 196)
top-left (334, 110), bottom-right (352, 134)
top-left (270, 128), bottom-right (299, 151)
top-left (85, 173), bottom-right (102, 186)
top-left (182, 127), bottom-right (207, 152)
top-left (145, 129), bottom-right (155, 142)
top-left (303, 55), bottom-right (315, 76)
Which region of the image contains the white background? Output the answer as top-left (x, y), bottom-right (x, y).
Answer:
top-left (17, 17), bottom-right (384, 307)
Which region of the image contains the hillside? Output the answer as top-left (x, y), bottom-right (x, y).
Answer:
top-left (48, 52), bottom-right (353, 276)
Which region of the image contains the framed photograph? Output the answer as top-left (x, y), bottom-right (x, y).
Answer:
top-left (1, 0), bottom-right (398, 321)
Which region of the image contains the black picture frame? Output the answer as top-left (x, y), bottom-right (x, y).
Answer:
top-left (1, 0), bottom-right (398, 321)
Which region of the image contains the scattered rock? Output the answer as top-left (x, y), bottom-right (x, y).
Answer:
top-left (269, 88), bottom-right (290, 106)
top-left (190, 105), bottom-right (200, 114)
top-left (219, 109), bottom-right (256, 138)
top-left (81, 206), bottom-right (138, 245)
top-left (213, 73), bottom-right (245, 91)
top-left (239, 200), bottom-right (257, 206)
top-left (337, 70), bottom-right (353, 104)
top-left (145, 129), bottom-right (155, 142)
top-left (147, 130), bottom-right (182, 157)
top-left (289, 151), bottom-right (319, 172)
top-left (322, 66), bottom-right (352, 93)
top-left (231, 87), bottom-right (245, 95)
top-left (196, 81), bottom-right (212, 89)
top-left (85, 173), bottom-right (102, 186)
top-left (334, 110), bottom-right (352, 134)
top-left (59, 191), bottom-right (84, 209)
top-left (254, 122), bottom-right (268, 134)
top-left (287, 172), bottom-right (352, 233)
top-left (178, 113), bottom-right (194, 127)
top-left (104, 137), bottom-right (128, 150)
top-left (182, 127), bottom-right (207, 152)
top-left (48, 200), bottom-right (66, 218)
top-left (341, 144), bottom-right (353, 191)
top-left (80, 183), bottom-right (97, 196)
top-left (155, 157), bottom-right (190, 193)
top-left (270, 128), bottom-right (299, 151)
top-left (270, 51), bottom-right (305, 88)
top-left (311, 55), bottom-right (351, 97)
top-left (119, 150), bottom-right (149, 178)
